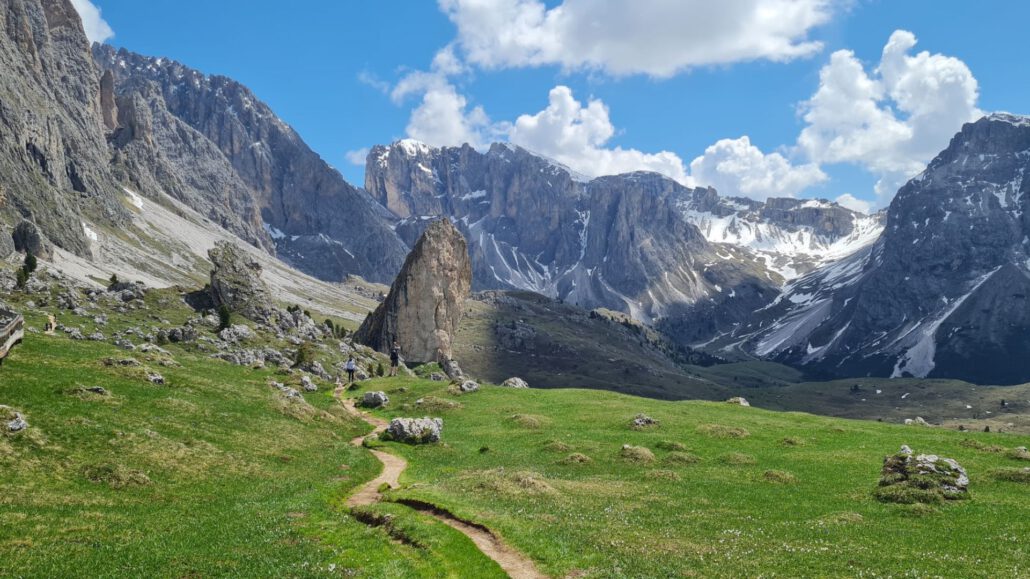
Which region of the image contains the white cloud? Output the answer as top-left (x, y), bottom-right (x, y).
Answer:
top-left (509, 86), bottom-right (689, 182)
top-left (797, 30), bottom-right (981, 201)
top-left (345, 148), bottom-right (369, 166)
top-left (834, 193), bottom-right (872, 214)
top-left (688, 136), bottom-right (826, 199)
top-left (405, 84), bottom-right (503, 148)
top-left (438, 0), bottom-right (835, 77)
top-left (69, 0), bottom-right (114, 44)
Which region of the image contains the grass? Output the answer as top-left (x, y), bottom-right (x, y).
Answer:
top-left (0, 294), bottom-right (504, 577)
top-left (5, 279), bottom-right (1030, 577)
top-left (352, 376), bottom-right (1030, 578)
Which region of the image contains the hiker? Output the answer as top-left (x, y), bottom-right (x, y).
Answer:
top-left (345, 356), bottom-right (357, 384)
top-left (389, 341), bottom-right (400, 377)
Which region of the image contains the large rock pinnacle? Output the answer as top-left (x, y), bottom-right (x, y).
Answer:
top-left (355, 218), bottom-right (472, 365)
top-left (208, 241), bottom-right (274, 323)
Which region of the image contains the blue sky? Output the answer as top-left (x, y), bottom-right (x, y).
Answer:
top-left (80, 0), bottom-right (1030, 211)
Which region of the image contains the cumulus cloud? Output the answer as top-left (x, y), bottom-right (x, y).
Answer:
top-left (345, 148), bottom-right (369, 166)
top-left (69, 0), bottom-right (114, 44)
top-left (834, 193), bottom-right (872, 214)
top-left (797, 30), bottom-right (981, 200)
top-left (688, 136), bottom-right (826, 199)
top-left (405, 84), bottom-right (503, 148)
top-left (438, 0), bottom-right (835, 77)
top-left (509, 86), bottom-right (689, 182)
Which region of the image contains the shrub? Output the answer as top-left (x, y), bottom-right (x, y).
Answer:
top-left (109, 273), bottom-right (119, 286)
top-left (293, 342), bottom-right (316, 368)
top-left (217, 304), bottom-right (232, 331)
top-left (376, 362), bottom-right (385, 377)
top-left (23, 252), bottom-right (37, 274)
top-left (15, 268), bottom-right (28, 289)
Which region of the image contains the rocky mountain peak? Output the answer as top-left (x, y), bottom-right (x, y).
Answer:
top-left (354, 218), bottom-right (473, 366)
top-left (732, 113), bottom-right (1030, 384)
top-left (93, 44), bottom-right (408, 283)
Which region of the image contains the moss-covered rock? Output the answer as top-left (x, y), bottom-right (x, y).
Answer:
top-left (874, 445), bottom-right (969, 504)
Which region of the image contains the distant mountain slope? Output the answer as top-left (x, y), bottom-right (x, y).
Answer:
top-left (677, 189), bottom-right (884, 278)
top-left (364, 140), bottom-right (878, 344)
top-left (91, 45), bottom-right (407, 283)
top-left (0, 0), bottom-right (128, 257)
top-left (366, 141), bottom-right (779, 329)
top-left (727, 114), bottom-right (1030, 384)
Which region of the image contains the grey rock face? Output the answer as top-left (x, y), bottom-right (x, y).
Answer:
top-left (365, 141), bottom-right (778, 338)
top-left (92, 45), bottom-right (407, 283)
top-left (361, 391), bottom-right (389, 408)
top-left (355, 219), bottom-right (472, 364)
top-left (0, 0), bottom-right (128, 258)
top-left (736, 114), bottom-right (1030, 384)
top-left (385, 417), bottom-right (443, 444)
top-left (208, 242), bottom-right (274, 323)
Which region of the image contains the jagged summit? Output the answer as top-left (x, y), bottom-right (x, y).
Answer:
top-left (728, 113), bottom-right (1030, 384)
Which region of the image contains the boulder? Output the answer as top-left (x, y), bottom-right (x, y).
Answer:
top-left (442, 358), bottom-right (464, 379)
top-left (6, 411), bottom-right (28, 433)
top-left (458, 380), bottom-right (479, 393)
top-left (875, 445), bottom-right (969, 503)
top-left (300, 376), bottom-right (318, 392)
top-left (430, 372), bottom-right (446, 382)
top-left (208, 241), bottom-right (274, 323)
top-left (218, 324), bottom-right (253, 343)
top-left (631, 413), bottom-right (659, 429)
top-left (904, 416), bottom-right (930, 426)
top-left (726, 397), bottom-right (750, 407)
top-left (501, 377), bottom-right (530, 389)
top-left (146, 372), bottom-right (165, 385)
top-left (362, 391), bottom-right (390, 408)
top-left (12, 220), bottom-right (51, 259)
top-left (384, 417), bottom-right (443, 444)
top-left (354, 219), bottom-right (471, 365)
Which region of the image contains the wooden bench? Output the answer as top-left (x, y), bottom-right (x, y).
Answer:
top-left (0, 309), bottom-right (24, 366)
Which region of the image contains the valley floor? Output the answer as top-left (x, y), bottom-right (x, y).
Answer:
top-left (2, 305), bottom-right (1029, 577)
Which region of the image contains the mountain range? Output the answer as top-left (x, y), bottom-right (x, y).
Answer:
top-left (2, 0), bottom-right (1028, 384)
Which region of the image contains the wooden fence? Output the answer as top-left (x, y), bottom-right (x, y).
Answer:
top-left (0, 309), bottom-right (24, 364)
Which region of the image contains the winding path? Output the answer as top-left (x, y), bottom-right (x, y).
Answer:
top-left (337, 388), bottom-right (547, 579)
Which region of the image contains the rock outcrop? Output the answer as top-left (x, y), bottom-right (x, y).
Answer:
top-left (875, 445), bottom-right (969, 503)
top-left (354, 219), bottom-right (472, 365)
top-left (208, 242), bottom-right (274, 323)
